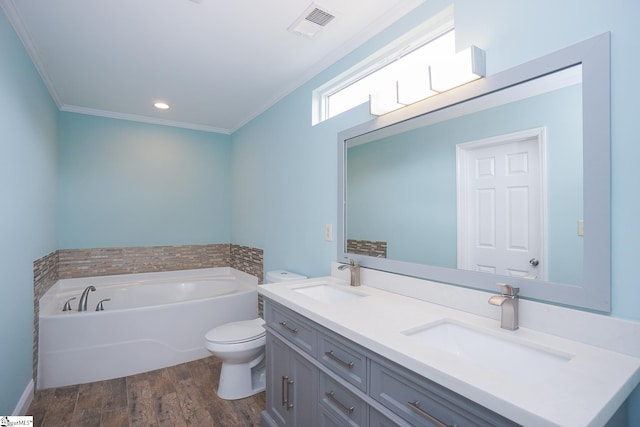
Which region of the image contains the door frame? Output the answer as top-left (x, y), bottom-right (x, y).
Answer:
top-left (456, 127), bottom-right (548, 280)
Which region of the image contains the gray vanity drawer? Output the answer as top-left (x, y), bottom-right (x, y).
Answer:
top-left (320, 406), bottom-right (357, 427)
top-left (318, 331), bottom-right (367, 392)
top-left (369, 408), bottom-right (412, 427)
top-left (265, 301), bottom-right (316, 356)
top-left (320, 373), bottom-right (367, 426)
top-left (370, 360), bottom-right (517, 427)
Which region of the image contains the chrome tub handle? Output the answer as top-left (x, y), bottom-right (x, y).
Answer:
top-left (62, 297), bottom-right (76, 311)
top-left (96, 298), bottom-right (111, 311)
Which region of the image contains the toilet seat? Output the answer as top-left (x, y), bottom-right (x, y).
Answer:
top-left (205, 318), bottom-right (265, 344)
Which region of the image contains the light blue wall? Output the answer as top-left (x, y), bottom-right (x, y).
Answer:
top-left (0, 8), bottom-right (58, 415)
top-left (231, 0), bottom-right (640, 422)
top-left (229, 95), bottom-right (368, 277)
top-left (58, 113), bottom-right (232, 248)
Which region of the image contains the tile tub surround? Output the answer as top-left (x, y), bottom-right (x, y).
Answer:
top-left (32, 243), bottom-right (264, 388)
top-left (231, 244), bottom-right (265, 316)
top-left (33, 251), bottom-right (59, 387)
top-left (57, 244), bottom-right (232, 279)
top-left (230, 244), bottom-right (264, 284)
top-left (259, 266), bottom-right (640, 426)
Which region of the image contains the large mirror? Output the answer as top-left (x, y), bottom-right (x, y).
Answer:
top-left (337, 33), bottom-right (610, 311)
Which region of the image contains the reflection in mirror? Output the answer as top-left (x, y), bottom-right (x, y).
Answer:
top-left (346, 66), bottom-right (583, 286)
top-left (338, 33), bottom-right (610, 312)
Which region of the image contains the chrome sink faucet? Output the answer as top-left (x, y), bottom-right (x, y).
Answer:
top-left (488, 283), bottom-right (519, 330)
top-left (78, 285), bottom-right (96, 312)
top-left (338, 258), bottom-right (360, 286)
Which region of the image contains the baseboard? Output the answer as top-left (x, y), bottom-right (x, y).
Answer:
top-left (12, 379), bottom-right (34, 415)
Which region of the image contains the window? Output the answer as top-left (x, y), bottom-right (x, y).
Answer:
top-left (313, 7), bottom-right (455, 124)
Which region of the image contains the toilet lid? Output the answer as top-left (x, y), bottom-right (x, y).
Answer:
top-left (206, 318), bottom-right (266, 344)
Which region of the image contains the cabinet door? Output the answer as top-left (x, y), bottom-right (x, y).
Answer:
top-left (290, 350), bottom-right (318, 426)
top-left (265, 333), bottom-right (318, 426)
top-left (266, 334), bottom-right (292, 426)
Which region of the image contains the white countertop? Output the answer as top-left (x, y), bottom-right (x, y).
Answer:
top-left (259, 269), bottom-right (640, 427)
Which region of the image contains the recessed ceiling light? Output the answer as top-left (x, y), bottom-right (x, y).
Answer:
top-left (154, 102), bottom-right (170, 110)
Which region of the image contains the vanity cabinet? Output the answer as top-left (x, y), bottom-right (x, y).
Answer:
top-left (261, 298), bottom-right (518, 427)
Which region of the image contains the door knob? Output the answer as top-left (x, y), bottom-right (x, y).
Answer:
top-left (529, 258), bottom-right (539, 266)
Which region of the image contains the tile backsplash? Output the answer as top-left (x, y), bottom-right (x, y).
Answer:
top-left (32, 243), bottom-right (263, 387)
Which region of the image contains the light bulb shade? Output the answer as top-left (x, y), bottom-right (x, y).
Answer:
top-left (397, 69), bottom-right (439, 105)
top-left (369, 83), bottom-right (404, 116)
top-left (429, 45), bottom-right (486, 92)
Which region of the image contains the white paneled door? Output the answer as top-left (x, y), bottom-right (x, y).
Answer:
top-left (457, 128), bottom-right (546, 280)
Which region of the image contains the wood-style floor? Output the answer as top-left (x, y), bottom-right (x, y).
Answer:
top-left (27, 356), bottom-right (265, 427)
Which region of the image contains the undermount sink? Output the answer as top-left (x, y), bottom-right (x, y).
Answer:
top-left (293, 283), bottom-right (367, 304)
top-left (404, 321), bottom-right (573, 382)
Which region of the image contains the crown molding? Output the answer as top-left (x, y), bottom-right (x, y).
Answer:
top-left (1, 0), bottom-right (63, 108)
top-left (60, 105), bottom-right (231, 135)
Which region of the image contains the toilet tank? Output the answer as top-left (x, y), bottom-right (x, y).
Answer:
top-left (266, 270), bottom-right (307, 283)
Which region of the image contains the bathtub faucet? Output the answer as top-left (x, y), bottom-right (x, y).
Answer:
top-left (78, 285), bottom-right (96, 312)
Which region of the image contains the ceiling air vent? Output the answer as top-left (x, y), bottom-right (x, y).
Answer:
top-left (288, 3), bottom-right (336, 38)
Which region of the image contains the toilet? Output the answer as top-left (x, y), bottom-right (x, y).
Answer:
top-left (204, 269), bottom-right (307, 400)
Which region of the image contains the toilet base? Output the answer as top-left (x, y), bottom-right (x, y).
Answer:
top-left (217, 355), bottom-right (266, 400)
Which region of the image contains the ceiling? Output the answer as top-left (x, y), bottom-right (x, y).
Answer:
top-left (1, 0), bottom-right (424, 134)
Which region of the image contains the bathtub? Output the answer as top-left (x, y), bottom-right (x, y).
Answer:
top-left (38, 267), bottom-right (259, 389)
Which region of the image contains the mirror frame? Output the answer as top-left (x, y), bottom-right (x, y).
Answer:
top-left (337, 33), bottom-right (610, 312)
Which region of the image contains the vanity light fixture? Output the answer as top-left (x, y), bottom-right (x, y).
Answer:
top-left (154, 101), bottom-right (170, 110)
top-left (397, 68), bottom-right (439, 105)
top-left (369, 82), bottom-right (406, 116)
top-left (369, 45), bottom-right (486, 116)
top-left (429, 45), bottom-right (486, 92)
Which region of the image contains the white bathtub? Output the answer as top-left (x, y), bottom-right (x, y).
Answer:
top-left (38, 267), bottom-right (259, 389)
